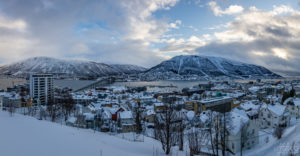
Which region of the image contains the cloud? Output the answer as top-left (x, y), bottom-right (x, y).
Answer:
top-left (159, 35), bottom-right (206, 55)
top-left (169, 20), bottom-right (182, 29)
top-left (195, 5), bottom-right (300, 73)
top-left (208, 1), bottom-right (244, 16)
top-left (0, 0), bottom-right (179, 67)
top-left (0, 15), bottom-right (27, 32)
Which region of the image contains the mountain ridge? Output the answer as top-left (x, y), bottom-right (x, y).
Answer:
top-left (143, 55), bottom-right (281, 80)
top-left (0, 55), bottom-right (282, 80)
top-left (0, 56), bottom-right (147, 78)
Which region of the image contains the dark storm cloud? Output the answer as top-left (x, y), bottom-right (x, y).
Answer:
top-left (195, 6), bottom-right (300, 73)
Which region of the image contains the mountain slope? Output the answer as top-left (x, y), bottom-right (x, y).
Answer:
top-left (0, 57), bottom-right (145, 78)
top-left (144, 55), bottom-right (281, 80)
top-left (110, 64), bottom-right (147, 74)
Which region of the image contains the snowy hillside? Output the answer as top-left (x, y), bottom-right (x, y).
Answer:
top-left (144, 55), bottom-right (281, 80)
top-left (0, 57), bottom-right (146, 78)
top-left (0, 111), bottom-right (171, 156)
top-left (245, 120), bottom-right (300, 156)
top-left (110, 64), bottom-right (147, 74)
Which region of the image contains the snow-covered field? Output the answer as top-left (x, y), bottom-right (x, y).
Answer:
top-left (0, 111), bottom-right (177, 156)
top-left (1, 110), bottom-right (300, 156)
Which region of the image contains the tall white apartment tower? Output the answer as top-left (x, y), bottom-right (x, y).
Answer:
top-left (30, 74), bottom-right (54, 105)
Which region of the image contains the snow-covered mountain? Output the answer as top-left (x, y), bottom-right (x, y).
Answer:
top-left (110, 64), bottom-right (147, 74)
top-left (143, 55), bottom-right (281, 80)
top-left (0, 57), bottom-right (145, 78)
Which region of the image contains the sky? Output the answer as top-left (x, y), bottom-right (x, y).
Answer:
top-left (0, 0), bottom-right (299, 73)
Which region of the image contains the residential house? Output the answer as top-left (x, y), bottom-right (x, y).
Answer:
top-left (258, 103), bottom-right (290, 129)
top-left (2, 92), bottom-right (22, 108)
top-left (118, 111), bottom-right (136, 132)
top-left (226, 111), bottom-right (259, 154)
top-left (283, 98), bottom-right (300, 119)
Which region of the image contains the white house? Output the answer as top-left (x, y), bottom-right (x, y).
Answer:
top-left (258, 103), bottom-right (290, 129)
top-left (283, 98), bottom-right (300, 119)
top-left (226, 111), bottom-right (259, 154)
top-left (198, 109), bottom-right (259, 154)
top-left (118, 111), bottom-right (135, 132)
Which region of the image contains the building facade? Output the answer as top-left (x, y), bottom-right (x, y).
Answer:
top-left (30, 74), bottom-right (54, 105)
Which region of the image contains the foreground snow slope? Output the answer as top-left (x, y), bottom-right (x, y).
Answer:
top-left (0, 111), bottom-right (165, 156)
top-left (245, 121), bottom-right (300, 156)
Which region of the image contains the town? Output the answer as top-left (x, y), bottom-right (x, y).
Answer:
top-left (1, 74), bottom-right (300, 156)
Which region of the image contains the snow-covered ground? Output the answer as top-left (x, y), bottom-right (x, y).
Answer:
top-left (2, 110), bottom-right (300, 156)
top-left (244, 120), bottom-right (300, 156)
top-left (0, 111), bottom-right (183, 156)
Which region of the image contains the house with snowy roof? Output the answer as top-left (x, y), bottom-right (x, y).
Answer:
top-left (2, 92), bottom-right (22, 108)
top-left (154, 102), bottom-right (165, 112)
top-left (226, 111), bottom-right (259, 154)
top-left (258, 103), bottom-right (290, 129)
top-left (118, 111), bottom-right (136, 132)
top-left (198, 110), bottom-right (219, 128)
top-left (144, 109), bottom-right (155, 123)
top-left (238, 100), bottom-right (261, 120)
top-left (283, 97), bottom-right (300, 119)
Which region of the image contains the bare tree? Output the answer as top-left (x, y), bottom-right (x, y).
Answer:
top-left (75, 114), bottom-right (87, 128)
top-left (61, 92), bottom-right (75, 121)
top-left (47, 98), bottom-right (60, 122)
top-left (213, 114), bottom-right (221, 156)
top-left (220, 112), bottom-right (230, 156)
top-left (240, 121), bottom-right (248, 156)
top-left (187, 128), bottom-right (209, 156)
top-left (208, 111), bottom-right (216, 155)
top-left (154, 103), bottom-right (178, 155)
top-left (177, 110), bottom-right (186, 151)
top-left (8, 103), bottom-right (15, 117)
top-left (134, 100), bottom-right (142, 134)
top-left (289, 141), bottom-right (297, 156)
top-left (39, 107), bottom-right (47, 120)
top-left (28, 105), bottom-right (37, 117)
top-left (274, 126), bottom-right (284, 139)
top-left (178, 120), bottom-right (184, 151)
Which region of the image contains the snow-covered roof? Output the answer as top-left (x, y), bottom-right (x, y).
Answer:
top-left (119, 111), bottom-right (133, 119)
top-left (239, 101), bottom-right (260, 111)
top-left (228, 92), bottom-right (245, 98)
top-left (104, 107), bottom-right (120, 114)
top-left (284, 97), bottom-right (300, 106)
top-left (154, 102), bottom-right (164, 107)
top-left (227, 111), bottom-right (249, 136)
top-left (83, 113), bottom-right (95, 121)
top-left (265, 103), bottom-right (287, 116)
top-left (199, 110), bottom-right (216, 123)
top-left (211, 84), bottom-right (232, 90)
top-left (248, 86), bottom-right (260, 93)
top-left (293, 98), bottom-right (300, 106)
top-left (146, 109), bottom-right (155, 116)
top-left (200, 96), bottom-right (232, 103)
top-left (186, 111), bottom-right (195, 121)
